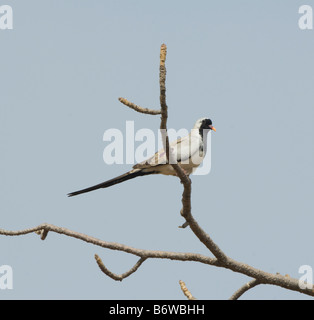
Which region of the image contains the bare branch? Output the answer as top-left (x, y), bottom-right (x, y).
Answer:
top-left (95, 254), bottom-right (146, 281)
top-left (157, 44), bottom-right (228, 263)
top-left (0, 223), bottom-right (218, 266)
top-left (158, 44), bottom-right (188, 182)
top-left (179, 221), bottom-right (189, 229)
top-left (179, 280), bottom-right (197, 300)
top-left (159, 43), bottom-right (170, 164)
top-left (181, 204), bottom-right (228, 262)
top-left (118, 97), bottom-right (161, 115)
top-left (154, 43), bottom-right (314, 298)
top-left (159, 44), bottom-right (167, 120)
top-left (229, 279), bottom-right (261, 300)
top-left (1, 223), bottom-right (314, 297)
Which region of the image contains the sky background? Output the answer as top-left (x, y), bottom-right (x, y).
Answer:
top-left (1, 0), bottom-right (314, 300)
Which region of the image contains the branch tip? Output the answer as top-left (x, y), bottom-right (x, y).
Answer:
top-left (229, 279), bottom-right (261, 300)
top-left (160, 44), bottom-right (167, 66)
top-left (179, 280), bottom-right (196, 300)
top-left (118, 97), bottom-right (161, 115)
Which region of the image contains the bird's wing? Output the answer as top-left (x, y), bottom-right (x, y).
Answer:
top-left (133, 134), bottom-right (201, 169)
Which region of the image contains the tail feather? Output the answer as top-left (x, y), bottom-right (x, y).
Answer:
top-left (67, 169), bottom-right (154, 197)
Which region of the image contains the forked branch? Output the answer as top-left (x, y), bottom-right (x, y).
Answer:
top-left (1, 222), bottom-right (313, 298)
top-left (95, 254), bottom-right (147, 281)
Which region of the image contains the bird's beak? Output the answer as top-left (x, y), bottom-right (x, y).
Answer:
top-left (209, 125), bottom-right (216, 132)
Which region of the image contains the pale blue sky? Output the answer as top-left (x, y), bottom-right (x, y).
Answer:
top-left (1, 0), bottom-right (314, 299)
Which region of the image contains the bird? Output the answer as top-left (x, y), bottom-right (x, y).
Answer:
top-left (68, 118), bottom-right (216, 197)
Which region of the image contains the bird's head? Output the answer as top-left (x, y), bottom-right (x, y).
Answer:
top-left (194, 118), bottom-right (216, 132)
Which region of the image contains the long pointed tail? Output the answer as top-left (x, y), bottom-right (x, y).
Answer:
top-left (67, 169), bottom-right (154, 197)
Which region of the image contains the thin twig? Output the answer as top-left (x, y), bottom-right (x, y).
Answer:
top-left (118, 97), bottom-right (161, 115)
top-left (179, 280), bottom-right (197, 300)
top-left (95, 254), bottom-right (146, 281)
top-left (179, 221), bottom-right (189, 229)
top-left (159, 44), bottom-right (170, 161)
top-left (229, 279), bottom-right (261, 300)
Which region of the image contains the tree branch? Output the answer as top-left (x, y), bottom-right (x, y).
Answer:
top-left (95, 254), bottom-right (147, 281)
top-left (158, 44), bottom-right (188, 182)
top-left (1, 223), bottom-right (314, 298)
top-left (0, 223), bottom-right (218, 266)
top-left (158, 44), bottom-right (228, 263)
top-left (118, 97), bottom-right (161, 115)
top-left (229, 279), bottom-right (261, 300)
top-left (179, 280), bottom-right (197, 300)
